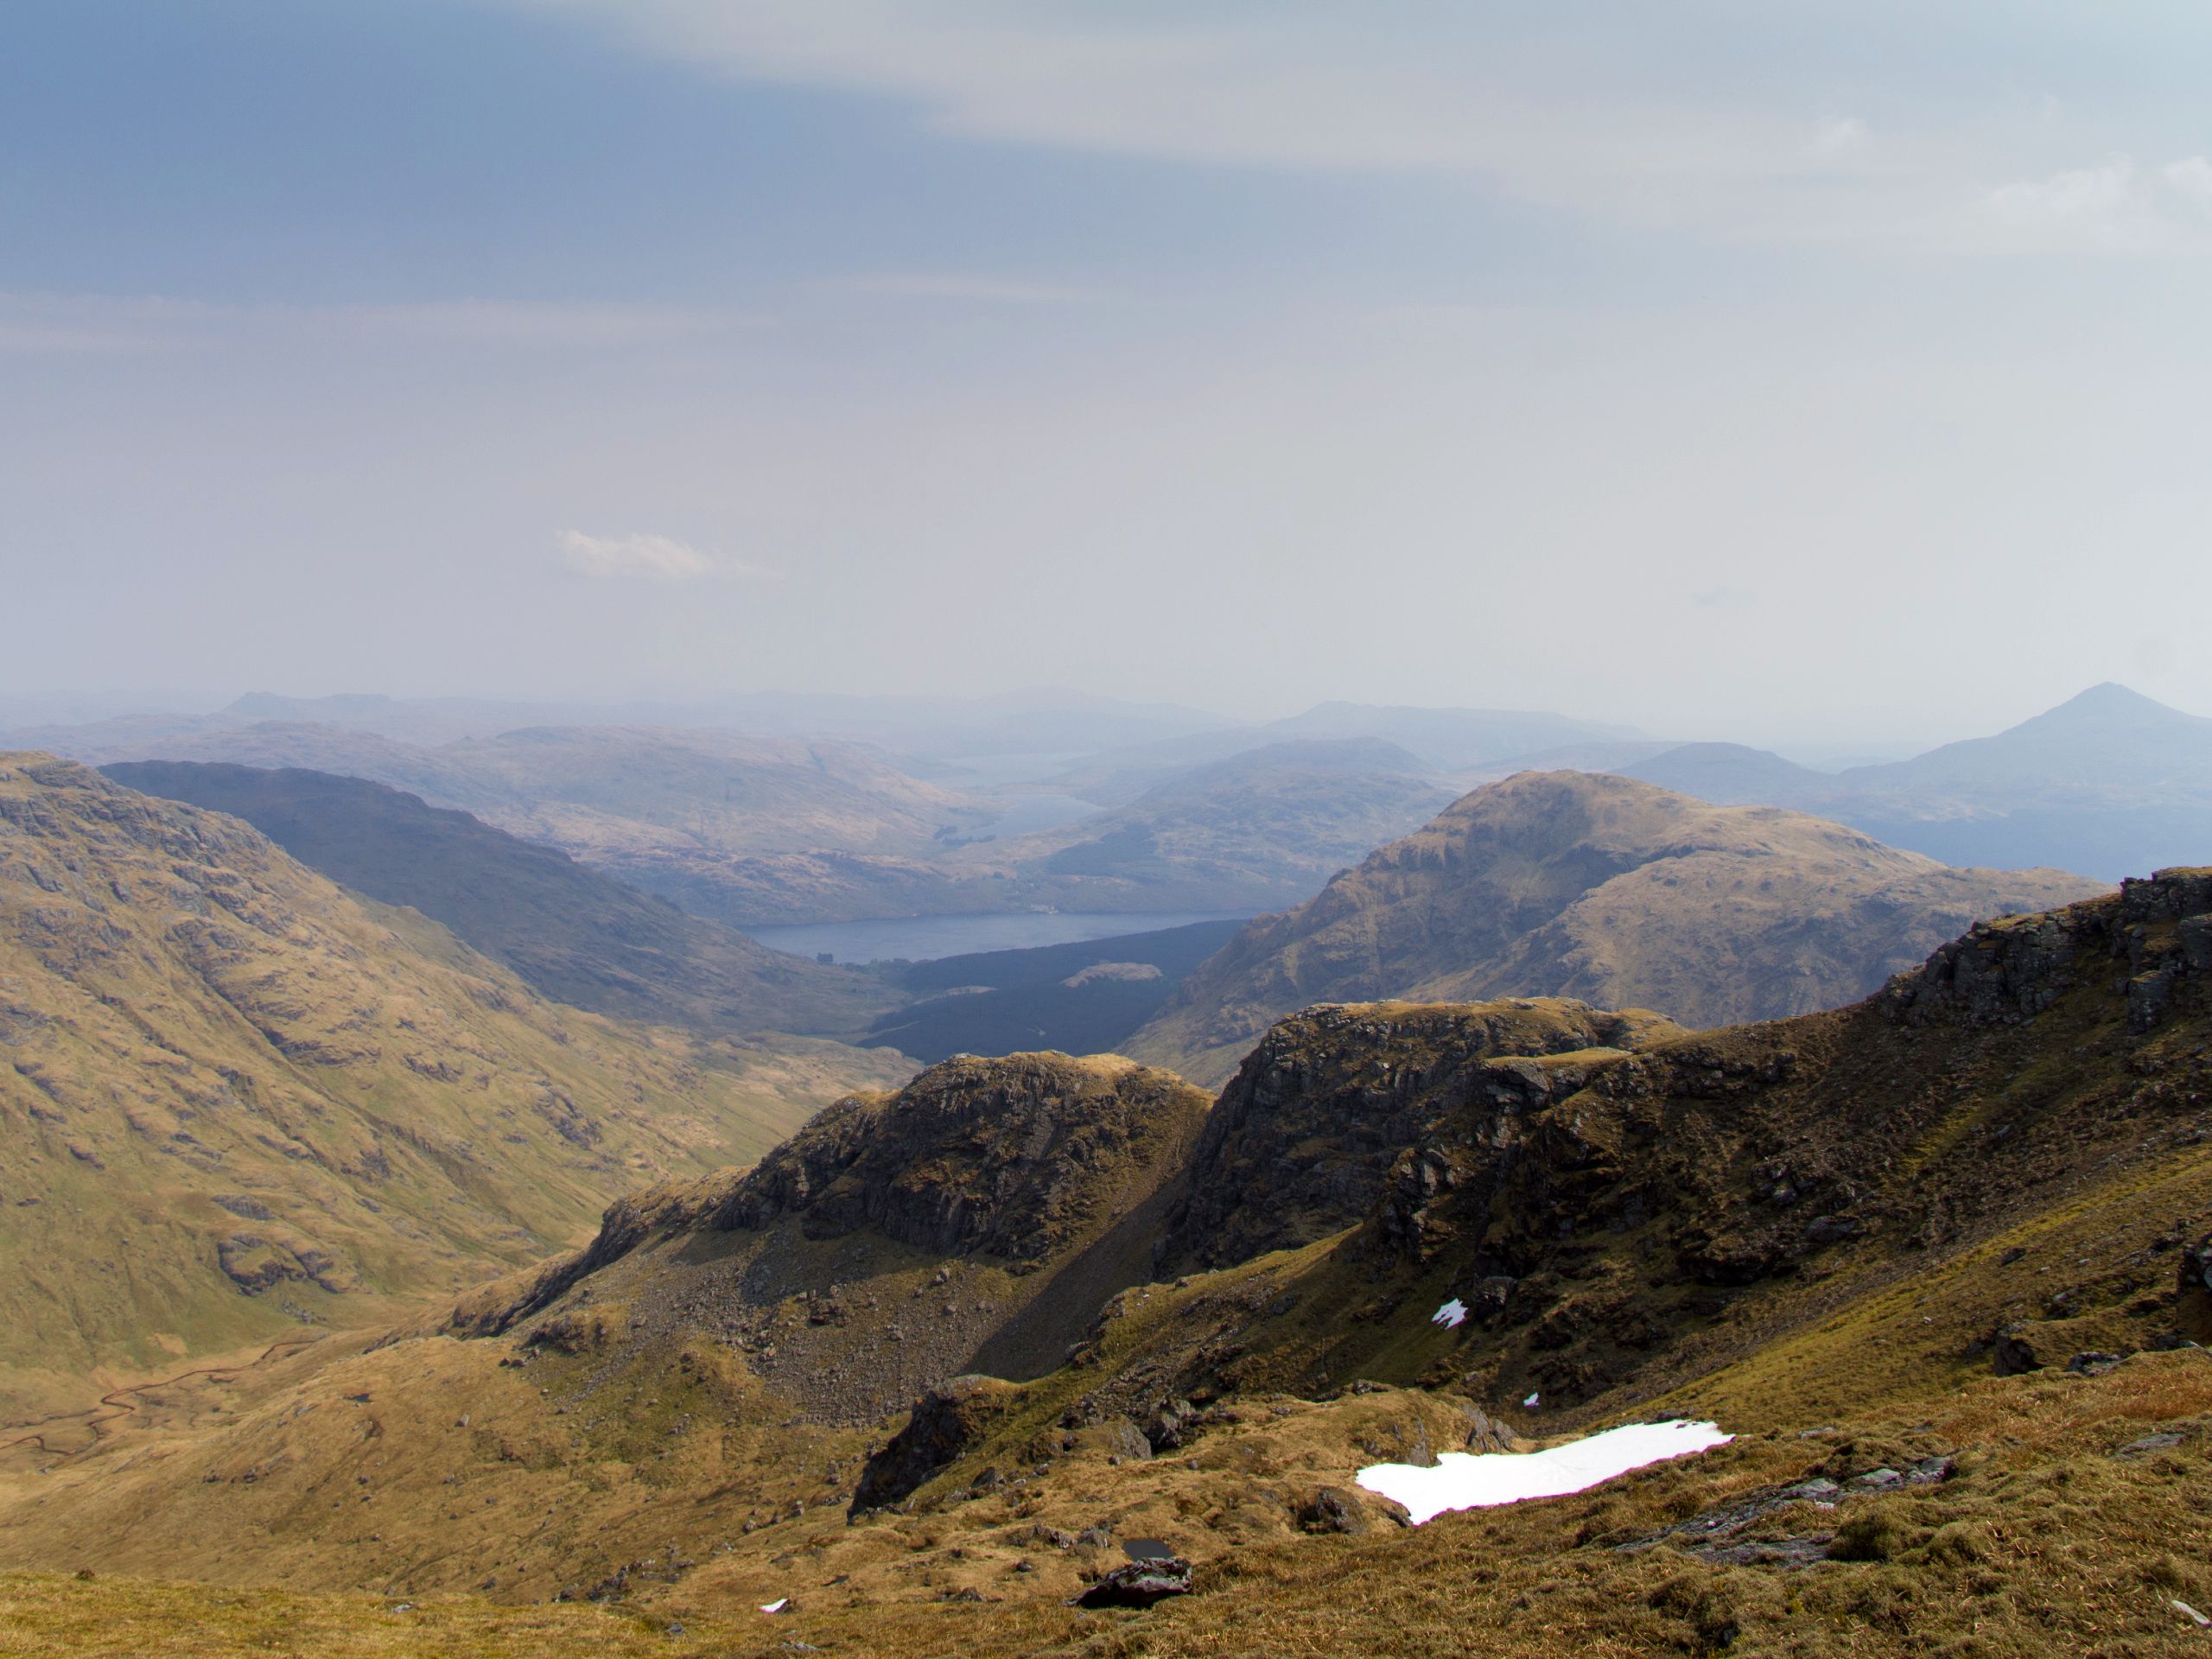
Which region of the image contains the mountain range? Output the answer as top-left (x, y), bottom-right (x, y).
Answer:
top-left (1621, 682), bottom-right (2212, 879)
top-left (15, 685), bottom-right (2207, 937)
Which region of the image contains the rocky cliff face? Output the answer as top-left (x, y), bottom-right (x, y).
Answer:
top-left (1162, 1000), bottom-right (1682, 1270)
top-left (1129, 770), bottom-right (2107, 1086)
top-left (462, 1052), bottom-right (1215, 1423)
top-left (715, 1054), bottom-right (1203, 1264)
top-left (1886, 868), bottom-right (2212, 1033)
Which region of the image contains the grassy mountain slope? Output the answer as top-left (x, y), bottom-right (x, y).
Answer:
top-left (24, 720), bottom-right (1007, 926)
top-left (99, 761), bottom-right (896, 1038)
top-left (1130, 770), bottom-right (2106, 1084)
top-left (0, 754), bottom-right (911, 1421)
top-left (9, 874), bottom-right (2212, 1656)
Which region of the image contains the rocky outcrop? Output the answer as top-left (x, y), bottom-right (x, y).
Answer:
top-left (715, 1054), bottom-right (1210, 1267)
top-left (1885, 868), bottom-right (2212, 1033)
top-left (454, 1050), bottom-right (1216, 1425)
top-left (1162, 1000), bottom-right (1681, 1270)
top-left (850, 1375), bottom-right (1026, 1514)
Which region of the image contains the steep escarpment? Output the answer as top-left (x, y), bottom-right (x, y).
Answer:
top-left (0, 753), bottom-right (908, 1420)
top-left (459, 1052), bottom-right (1215, 1424)
top-left (1131, 770), bottom-right (2106, 1084)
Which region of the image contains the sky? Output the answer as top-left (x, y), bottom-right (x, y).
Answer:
top-left (6, 1), bottom-right (2212, 748)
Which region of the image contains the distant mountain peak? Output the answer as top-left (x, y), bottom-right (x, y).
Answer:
top-left (2041, 681), bottom-right (2176, 717)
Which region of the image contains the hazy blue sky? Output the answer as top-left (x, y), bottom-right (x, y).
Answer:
top-left (6, 2), bottom-right (2211, 745)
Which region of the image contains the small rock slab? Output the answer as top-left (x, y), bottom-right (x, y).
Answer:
top-left (1074, 1556), bottom-right (1193, 1609)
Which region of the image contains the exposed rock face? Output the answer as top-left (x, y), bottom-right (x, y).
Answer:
top-left (1089, 873), bottom-right (2212, 1418)
top-left (461, 1052), bottom-right (1216, 1425)
top-left (1163, 1000), bottom-right (1683, 1270)
top-left (1130, 770), bottom-right (2106, 1086)
top-left (715, 1054), bottom-right (1205, 1266)
top-left (1887, 869), bottom-right (2212, 1034)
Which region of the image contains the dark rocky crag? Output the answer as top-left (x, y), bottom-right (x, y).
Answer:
top-left (456, 1053), bottom-right (1215, 1424)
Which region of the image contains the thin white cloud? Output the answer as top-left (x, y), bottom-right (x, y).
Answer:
top-left (1974, 155), bottom-right (2212, 253)
top-left (2166, 156), bottom-right (2212, 207)
top-left (474, 2), bottom-right (2210, 257)
top-left (480, 0), bottom-right (1954, 243)
top-left (1809, 118), bottom-right (1871, 165)
top-left (556, 530), bottom-right (764, 582)
top-left (327, 301), bottom-right (755, 343)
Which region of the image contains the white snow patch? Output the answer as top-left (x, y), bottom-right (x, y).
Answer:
top-left (1431, 1298), bottom-right (1468, 1329)
top-left (759, 1598), bottom-right (790, 1613)
top-left (1522, 1391), bottom-right (1540, 1408)
top-left (1357, 1419), bottom-right (1732, 1525)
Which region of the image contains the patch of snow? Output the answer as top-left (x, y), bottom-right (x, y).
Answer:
top-left (1431, 1298), bottom-right (1468, 1329)
top-left (1522, 1391), bottom-right (1540, 1408)
top-left (760, 1598), bottom-right (790, 1613)
top-left (1356, 1418), bottom-right (1732, 1525)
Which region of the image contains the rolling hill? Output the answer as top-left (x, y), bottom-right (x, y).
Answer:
top-left (1128, 770), bottom-right (2106, 1084)
top-left (1051, 703), bottom-right (1640, 805)
top-left (98, 761), bottom-right (896, 1038)
top-left (0, 753), bottom-right (911, 1421)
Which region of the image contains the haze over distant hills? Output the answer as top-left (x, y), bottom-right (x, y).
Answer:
top-left (1050, 703), bottom-right (1639, 805)
top-left (11, 684), bottom-right (2202, 938)
top-left (969, 738), bottom-right (1458, 912)
top-left (1130, 770), bottom-right (2107, 1084)
top-left (1621, 683), bottom-right (2212, 880)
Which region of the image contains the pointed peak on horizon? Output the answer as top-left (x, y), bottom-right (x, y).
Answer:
top-left (2035, 681), bottom-right (2185, 721)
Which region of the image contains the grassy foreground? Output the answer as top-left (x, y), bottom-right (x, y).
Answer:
top-left (8, 1352), bottom-right (2212, 1658)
